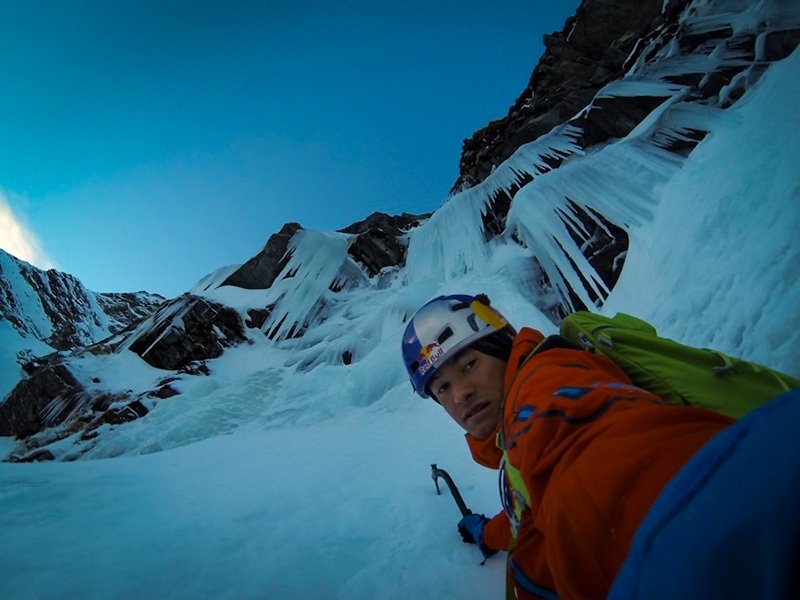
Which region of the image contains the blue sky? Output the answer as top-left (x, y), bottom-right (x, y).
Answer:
top-left (0, 1), bottom-right (581, 297)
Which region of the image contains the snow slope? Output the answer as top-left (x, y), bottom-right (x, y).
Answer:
top-left (0, 10), bottom-right (798, 600)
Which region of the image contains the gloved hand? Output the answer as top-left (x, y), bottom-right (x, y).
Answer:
top-left (457, 513), bottom-right (497, 559)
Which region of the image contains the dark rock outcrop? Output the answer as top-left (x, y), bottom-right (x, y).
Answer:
top-left (340, 211), bottom-right (429, 276)
top-left (0, 293), bottom-right (247, 450)
top-left (221, 222), bottom-right (302, 290)
top-left (454, 0), bottom-right (798, 195)
top-left (0, 355), bottom-right (83, 437)
top-left (0, 338), bottom-right (193, 457)
top-left (127, 296), bottom-right (247, 371)
top-left (452, 0), bottom-right (686, 193)
top-left (221, 212), bottom-right (428, 290)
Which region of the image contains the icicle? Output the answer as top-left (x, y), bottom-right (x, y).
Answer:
top-left (506, 140), bottom-right (681, 311)
top-left (406, 123), bottom-right (584, 286)
top-left (262, 229), bottom-right (353, 341)
top-left (405, 187), bottom-right (491, 284)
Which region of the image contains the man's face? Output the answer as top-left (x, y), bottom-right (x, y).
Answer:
top-left (428, 347), bottom-right (507, 440)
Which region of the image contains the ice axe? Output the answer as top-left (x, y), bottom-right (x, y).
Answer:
top-left (432, 464), bottom-right (496, 564)
top-left (431, 463), bottom-right (472, 516)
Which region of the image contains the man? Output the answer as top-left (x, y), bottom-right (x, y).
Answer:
top-left (401, 293), bottom-right (733, 600)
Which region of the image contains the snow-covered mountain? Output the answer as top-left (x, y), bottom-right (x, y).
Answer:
top-left (0, 0), bottom-right (798, 598)
top-left (0, 249), bottom-right (164, 399)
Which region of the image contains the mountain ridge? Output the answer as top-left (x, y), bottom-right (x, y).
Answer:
top-left (0, 249), bottom-right (164, 352)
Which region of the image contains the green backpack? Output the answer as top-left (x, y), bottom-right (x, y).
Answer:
top-left (559, 312), bottom-right (800, 420)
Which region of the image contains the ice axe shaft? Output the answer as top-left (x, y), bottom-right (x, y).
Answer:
top-left (431, 463), bottom-right (472, 517)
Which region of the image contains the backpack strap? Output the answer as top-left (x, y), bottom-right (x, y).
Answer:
top-left (499, 447), bottom-right (529, 538)
top-left (711, 350), bottom-right (795, 393)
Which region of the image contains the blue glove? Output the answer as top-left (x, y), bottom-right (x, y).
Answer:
top-left (457, 513), bottom-right (497, 559)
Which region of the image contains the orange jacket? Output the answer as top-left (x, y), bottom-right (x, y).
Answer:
top-left (467, 327), bottom-right (733, 600)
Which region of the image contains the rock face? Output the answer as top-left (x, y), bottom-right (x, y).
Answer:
top-left (0, 294), bottom-right (243, 460)
top-left (0, 345), bottom-right (177, 461)
top-left (443, 0), bottom-right (693, 316)
top-left (126, 295), bottom-right (247, 371)
top-left (0, 356), bottom-right (83, 439)
top-left (221, 222), bottom-right (302, 290)
top-left (221, 212), bottom-right (428, 290)
top-left (453, 0), bottom-right (685, 193)
top-left (340, 212), bottom-right (429, 277)
top-left (455, 0), bottom-right (799, 194)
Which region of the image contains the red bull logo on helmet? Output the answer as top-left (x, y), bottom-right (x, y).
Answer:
top-left (417, 342), bottom-right (444, 376)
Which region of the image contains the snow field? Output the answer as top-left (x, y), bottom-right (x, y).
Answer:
top-left (0, 390), bottom-right (504, 599)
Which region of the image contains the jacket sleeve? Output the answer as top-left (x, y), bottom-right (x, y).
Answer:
top-left (482, 510), bottom-right (512, 551)
top-left (464, 432), bottom-right (511, 551)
